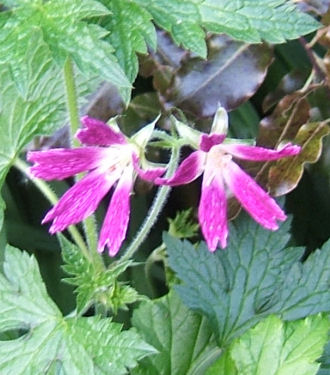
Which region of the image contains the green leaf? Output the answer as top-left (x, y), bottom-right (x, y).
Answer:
top-left (200, 0), bottom-right (320, 43)
top-left (135, 0), bottom-right (207, 58)
top-left (165, 213), bottom-right (330, 346)
top-left (131, 290), bottom-right (221, 375)
top-left (206, 349), bottom-right (237, 375)
top-left (0, 245), bottom-right (155, 374)
top-left (168, 209), bottom-right (199, 239)
top-left (45, 0), bottom-right (112, 19)
top-left (60, 236), bottom-right (143, 314)
top-left (208, 315), bottom-right (329, 375)
top-left (318, 337), bottom-right (330, 375)
top-left (133, 0), bottom-right (319, 57)
top-left (99, 0), bottom-right (157, 82)
top-left (0, 0), bottom-right (130, 101)
top-left (0, 38), bottom-right (64, 188)
top-left (233, 315), bottom-right (328, 375)
top-left (0, 34), bottom-right (100, 228)
top-left (269, 242), bottom-right (330, 321)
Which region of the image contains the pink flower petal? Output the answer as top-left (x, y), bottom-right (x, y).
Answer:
top-left (199, 133), bottom-right (226, 152)
top-left (221, 142), bottom-right (301, 161)
top-left (199, 167), bottom-right (228, 251)
top-left (28, 147), bottom-right (110, 180)
top-left (132, 153), bottom-right (166, 181)
top-left (155, 151), bottom-right (206, 186)
top-left (43, 169), bottom-right (119, 233)
top-left (136, 165), bottom-right (166, 181)
top-left (77, 116), bottom-right (126, 146)
top-left (223, 160), bottom-right (286, 230)
top-left (98, 166), bottom-right (134, 256)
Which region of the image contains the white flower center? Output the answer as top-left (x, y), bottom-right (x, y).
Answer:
top-left (203, 145), bottom-right (232, 189)
top-left (98, 144), bottom-right (134, 177)
top-left (207, 145), bottom-right (232, 169)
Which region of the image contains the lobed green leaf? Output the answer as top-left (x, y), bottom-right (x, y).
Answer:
top-left (0, 35), bottom-right (100, 229)
top-left (99, 0), bottom-right (157, 82)
top-left (0, 0), bottom-right (130, 101)
top-left (0, 36), bottom-right (65, 188)
top-left (165, 212), bottom-right (330, 346)
top-left (208, 315), bottom-right (329, 375)
top-left (0, 245), bottom-right (155, 374)
top-left (60, 236), bottom-right (143, 314)
top-left (200, 0), bottom-right (320, 43)
top-left (135, 0), bottom-right (207, 58)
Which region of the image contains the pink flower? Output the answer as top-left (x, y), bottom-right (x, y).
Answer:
top-left (28, 116), bottom-right (165, 256)
top-left (156, 107), bottom-right (301, 251)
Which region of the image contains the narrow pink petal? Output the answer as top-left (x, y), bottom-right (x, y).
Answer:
top-left (98, 166), bottom-right (134, 256)
top-left (43, 169), bottom-right (119, 233)
top-left (199, 169), bottom-right (228, 251)
top-left (221, 142), bottom-right (301, 161)
top-left (135, 165), bottom-right (166, 181)
top-left (199, 134), bottom-right (226, 152)
top-left (77, 116), bottom-right (126, 146)
top-left (132, 153), bottom-right (166, 181)
top-left (155, 151), bottom-right (206, 186)
top-left (28, 147), bottom-right (110, 180)
top-left (223, 160), bottom-right (286, 230)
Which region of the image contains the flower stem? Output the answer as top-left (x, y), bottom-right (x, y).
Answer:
top-left (63, 58), bottom-right (80, 148)
top-left (63, 58), bottom-right (104, 270)
top-left (83, 215), bottom-right (104, 270)
top-left (14, 158), bottom-right (91, 261)
top-left (151, 130), bottom-right (176, 144)
top-left (121, 146), bottom-right (180, 261)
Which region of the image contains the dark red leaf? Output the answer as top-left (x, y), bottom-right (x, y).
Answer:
top-left (166, 35), bottom-right (273, 118)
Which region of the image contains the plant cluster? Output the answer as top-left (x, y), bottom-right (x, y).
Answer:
top-left (0, 0), bottom-right (330, 374)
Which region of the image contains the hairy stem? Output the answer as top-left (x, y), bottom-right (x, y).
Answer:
top-left (121, 146), bottom-right (180, 261)
top-left (63, 58), bottom-right (80, 148)
top-left (63, 58), bottom-right (104, 270)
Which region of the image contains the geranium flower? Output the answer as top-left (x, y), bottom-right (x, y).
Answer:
top-left (28, 116), bottom-right (165, 256)
top-left (156, 107), bottom-right (301, 251)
